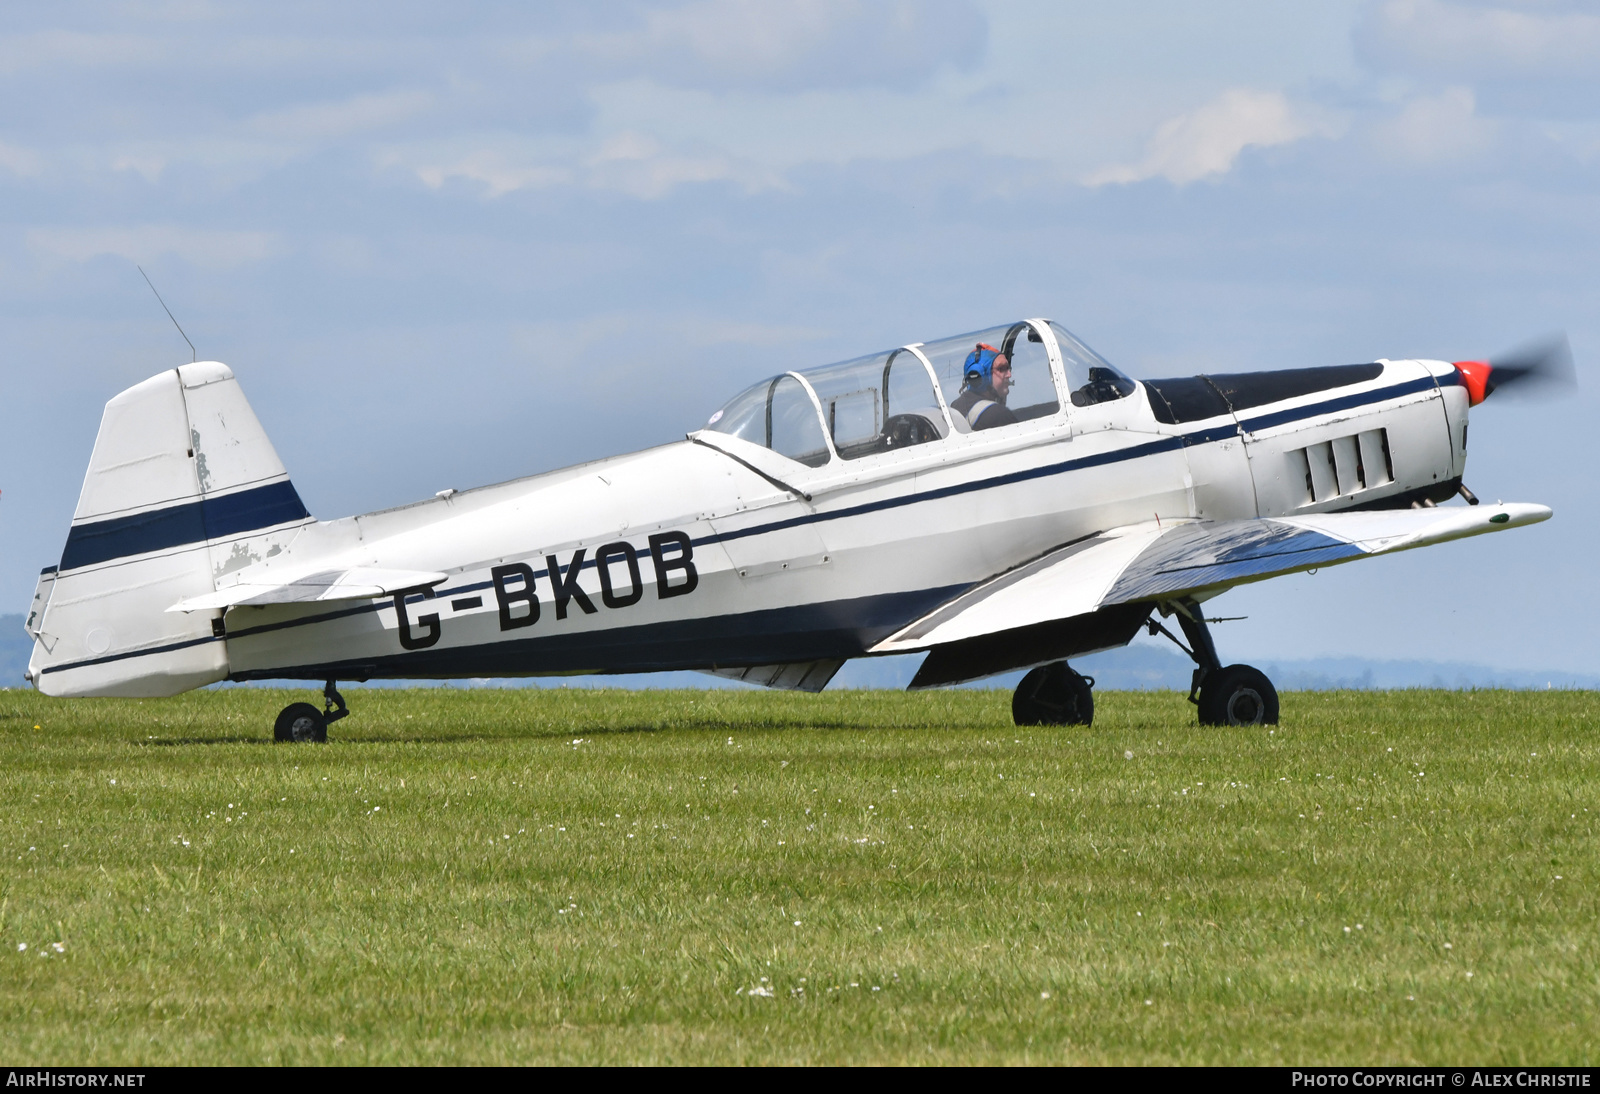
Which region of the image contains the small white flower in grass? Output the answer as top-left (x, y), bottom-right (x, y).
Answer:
top-left (1466, 971), bottom-right (1474, 979)
top-left (1144, 999), bottom-right (1153, 1006)
top-left (109, 780), bottom-right (115, 785)
top-left (16, 943), bottom-right (24, 952)
top-left (51, 942), bottom-right (63, 953)
top-left (1125, 751), bottom-right (1133, 760)
top-left (794, 921), bottom-right (801, 926)
top-left (747, 985), bottom-right (774, 997)
top-left (1444, 943), bottom-right (1452, 949)
top-left (1344, 926), bottom-right (1351, 933)
top-left (1040, 991), bottom-right (1051, 999)
top-left (872, 986), bottom-right (880, 991)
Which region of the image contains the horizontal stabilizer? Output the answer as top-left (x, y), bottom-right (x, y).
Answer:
top-left (701, 659), bottom-right (844, 692)
top-left (168, 567), bottom-right (448, 612)
top-left (874, 502), bottom-right (1551, 660)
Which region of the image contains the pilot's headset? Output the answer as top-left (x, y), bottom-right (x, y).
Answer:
top-left (963, 343), bottom-right (1002, 391)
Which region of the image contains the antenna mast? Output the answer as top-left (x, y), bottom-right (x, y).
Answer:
top-left (137, 265), bottom-right (196, 363)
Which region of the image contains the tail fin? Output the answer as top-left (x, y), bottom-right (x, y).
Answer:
top-left (28, 362), bottom-right (312, 697)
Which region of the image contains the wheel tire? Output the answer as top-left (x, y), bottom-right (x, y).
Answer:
top-left (274, 702), bottom-right (328, 743)
top-left (1197, 664), bottom-right (1278, 726)
top-left (1013, 662), bottom-right (1094, 727)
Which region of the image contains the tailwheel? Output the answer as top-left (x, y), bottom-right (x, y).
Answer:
top-left (1013, 662), bottom-right (1094, 726)
top-left (273, 703), bottom-right (327, 743)
top-left (273, 680), bottom-right (349, 743)
top-left (1196, 664), bottom-right (1278, 726)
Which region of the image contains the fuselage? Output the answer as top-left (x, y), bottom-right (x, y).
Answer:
top-left (222, 357), bottom-right (1469, 683)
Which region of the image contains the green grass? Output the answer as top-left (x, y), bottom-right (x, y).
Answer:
top-left (0, 686), bottom-right (1595, 1065)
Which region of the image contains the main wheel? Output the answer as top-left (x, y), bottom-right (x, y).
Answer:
top-left (1196, 664), bottom-right (1278, 726)
top-left (274, 702), bottom-right (328, 743)
top-left (1013, 662), bottom-right (1094, 726)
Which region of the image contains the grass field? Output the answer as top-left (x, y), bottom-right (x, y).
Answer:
top-left (0, 685), bottom-right (1595, 1065)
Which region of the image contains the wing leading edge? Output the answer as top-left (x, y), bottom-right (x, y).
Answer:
top-left (874, 503), bottom-right (1550, 686)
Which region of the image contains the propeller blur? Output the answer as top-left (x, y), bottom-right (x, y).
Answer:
top-left (1453, 333), bottom-right (1576, 405)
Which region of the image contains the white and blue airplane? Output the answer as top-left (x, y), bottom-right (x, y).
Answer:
top-left (23, 318), bottom-right (1562, 739)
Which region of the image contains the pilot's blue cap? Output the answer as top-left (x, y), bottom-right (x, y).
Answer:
top-left (963, 343), bottom-right (1002, 389)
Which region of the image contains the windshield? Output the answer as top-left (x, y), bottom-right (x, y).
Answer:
top-left (704, 374), bottom-right (830, 467)
top-left (1048, 321), bottom-right (1136, 406)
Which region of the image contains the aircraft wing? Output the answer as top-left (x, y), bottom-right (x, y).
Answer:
top-left (167, 567), bottom-right (449, 612)
top-left (872, 502), bottom-right (1551, 656)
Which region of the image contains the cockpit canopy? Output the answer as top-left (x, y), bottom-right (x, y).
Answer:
top-left (703, 319), bottom-right (1135, 466)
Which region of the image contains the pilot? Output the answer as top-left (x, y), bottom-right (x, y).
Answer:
top-left (949, 343), bottom-right (1019, 430)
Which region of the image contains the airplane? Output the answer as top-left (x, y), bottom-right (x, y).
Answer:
top-left (21, 317), bottom-right (1567, 740)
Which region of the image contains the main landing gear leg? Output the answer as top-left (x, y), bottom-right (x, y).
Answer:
top-left (1013, 662), bottom-right (1095, 727)
top-left (273, 680), bottom-right (350, 743)
top-left (1148, 601), bottom-right (1279, 726)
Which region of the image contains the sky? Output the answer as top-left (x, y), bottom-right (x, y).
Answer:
top-left (2, 0), bottom-right (1597, 676)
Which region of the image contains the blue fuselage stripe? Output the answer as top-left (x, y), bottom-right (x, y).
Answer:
top-left (59, 480), bottom-right (310, 572)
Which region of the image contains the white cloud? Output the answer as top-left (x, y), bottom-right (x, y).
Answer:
top-left (402, 149), bottom-right (571, 198)
top-left (250, 90), bottom-right (434, 140)
top-left (1084, 89), bottom-right (1332, 187)
top-left (1360, 0), bottom-right (1600, 77)
top-left (387, 132), bottom-right (784, 200)
top-left (111, 154), bottom-right (167, 182)
top-left (1371, 86), bottom-right (1497, 163)
top-left (0, 141), bottom-right (41, 177)
top-left (583, 132), bottom-right (783, 199)
top-left (25, 225), bottom-right (280, 269)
